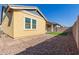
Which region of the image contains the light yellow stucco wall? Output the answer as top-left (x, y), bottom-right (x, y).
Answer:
top-left (13, 10), bottom-right (46, 38)
top-left (2, 15), bottom-right (14, 37)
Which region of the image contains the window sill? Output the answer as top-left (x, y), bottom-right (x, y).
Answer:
top-left (24, 29), bottom-right (37, 31)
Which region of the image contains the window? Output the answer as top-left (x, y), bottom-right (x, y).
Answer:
top-left (32, 19), bottom-right (36, 29)
top-left (25, 18), bottom-right (31, 29)
top-left (24, 18), bottom-right (36, 30)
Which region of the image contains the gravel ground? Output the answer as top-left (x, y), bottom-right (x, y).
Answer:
top-left (17, 33), bottom-right (78, 55)
top-left (0, 31), bottom-right (53, 55)
top-left (0, 31), bottom-right (78, 55)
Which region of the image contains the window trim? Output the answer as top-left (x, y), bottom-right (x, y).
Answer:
top-left (24, 17), bottom-right (37, 30)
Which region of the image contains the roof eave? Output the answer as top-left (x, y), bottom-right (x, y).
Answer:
top-left (9, 5), bottom-right (48, 21)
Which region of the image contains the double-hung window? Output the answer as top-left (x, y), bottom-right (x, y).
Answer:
top-left (25, 18), bottom-right (31, 29)
top-left (32, 19), bottom-right (36, 29)
top-left (24, 18), bottom-right (36, 30)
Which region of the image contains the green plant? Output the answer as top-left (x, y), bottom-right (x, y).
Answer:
top-left (48, 32), bottom-right (68, 36)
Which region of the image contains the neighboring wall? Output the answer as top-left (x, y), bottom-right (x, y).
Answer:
top-left (72, 16), bottom-right (79, 49)
top-left (53, 27), bottom-right (68, 32)
top-left (56, 27), bottom-right (68, 32)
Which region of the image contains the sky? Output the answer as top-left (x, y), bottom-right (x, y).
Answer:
top-left (0, 4), bottom-right (2, 24)
top-left (0, 4), bottom-right (79, 27)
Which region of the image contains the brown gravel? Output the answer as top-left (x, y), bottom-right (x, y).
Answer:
top-left (0, 31), bottom-right (53, 55)
top-left (0, 31), bottom-right (78, 55)
top-left (17, 33), bottom-right (78, 55)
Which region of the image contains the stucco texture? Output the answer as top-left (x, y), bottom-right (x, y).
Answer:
top-left (13, 10), bottom-right (46, 38)
top-left (2, 14), bottom-right (14, 37)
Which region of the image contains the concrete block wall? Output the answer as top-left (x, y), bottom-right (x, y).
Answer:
top-left (72, 16), bottom-right (79, 49)
top-left (56, 27), bottom-right (68, 32)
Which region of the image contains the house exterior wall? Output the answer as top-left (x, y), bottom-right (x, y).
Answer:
top-left (46, 24), bottom-right (52, 32)
top-left (2, 13), bottom-right (14, 37)
top-left (51, 25), bottom-right (54, 32)
top-left (13, 10), bottom-right (46, 38)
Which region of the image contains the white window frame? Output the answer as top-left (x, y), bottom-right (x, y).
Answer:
top-left (24, 17), bottom-right (37, 30)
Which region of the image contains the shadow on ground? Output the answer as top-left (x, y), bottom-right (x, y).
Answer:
top-left (16, 28), bottom-right (78, 55)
